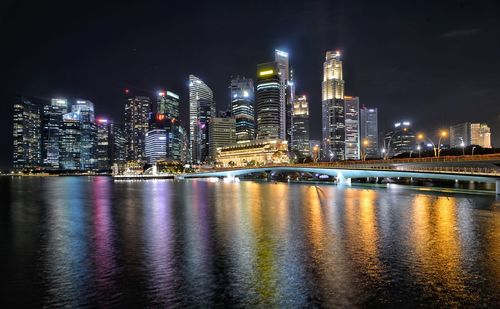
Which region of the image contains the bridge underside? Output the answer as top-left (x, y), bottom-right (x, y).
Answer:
top-left (182, 167), bottom-right (500, 193)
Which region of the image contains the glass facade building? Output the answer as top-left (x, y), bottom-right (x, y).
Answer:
top-left (42, 98), bottom-right (68, 169)
top-left (360, 106), bottom-right (378, 158)
top-left (145, 129), bottom-right (167, 164)
top-left (230, 76), bottom-right (255, 142)
top-left (322, 50), bottom-right (345, 160)
top-left (291, 95), bottom-right (310, 158)
top-left (344, 96), bottom-right (360, 160)
top-left (256, 62), bottom-right (281, 140)
top-left (72, 100), bottom-right (97, 170)
top-left (124, 96), bottom-right (152, 161)
top-left (385, 121), bottom-right (416, 157)
top-left (12, 97), bottom-right (42, 171)
top-left (189, 75), bottom-right (215, 163)
top-left (59, 112), bottom-right (81, 170)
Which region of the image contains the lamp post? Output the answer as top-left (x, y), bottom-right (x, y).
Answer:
top-left (361, 140), bottom-right (369, 161)
top-left (381, 148), bottom-right (386, 159)
top-left (329, 151), bottom-right (334, 162)
top-left (437, 131), bottom-right (447, 158)
top-left (313, 145), bottom-right (319, 163)
top-left (417, 145), bottom-right (421, 158)
top-left (460, 140), bottom-right (465, 156)
top-left (472, 146), bottom-right (477, 156)
top-left (417, 131), bottom-right (447, 158)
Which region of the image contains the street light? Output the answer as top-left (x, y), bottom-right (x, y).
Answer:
top-left (417, 130), bottom-right (447, 158)
top-left (313, 144), bottom-right (319, 163)
top-left (361, 139), bottom-right (369, 161)
top-left (472, 146), bottom-right (477, 156)
top-left (460, 140), bottom-right (465, 156)
top-left (417, 145), bottom-right (421, 158)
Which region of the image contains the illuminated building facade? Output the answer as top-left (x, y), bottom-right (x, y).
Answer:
top-left (42, 98), bottom-right (68, 169)
top-left (209, 117), bottom-right (236, 161)
top-left (450, 122), bottom-right (492, 148)
top-left (96, 118), bottom-right (113, 171)
top-left (291, 95), bottom-right (310, 158)
top-left (216, 139), bottom-right (289, 167)
top-left (189, 75), bottom-right (215, 163)
top-left (359, 106), bottom-right (378, 158)
top-left (72, 100), bottom-right (97, 170)
top-left (256, 62), bottom-right (282, 140)
top-left (157, 90), bottom-right (180, 118)
top-left (344, 96), bottom-right (360, 160)
top-left (59, 112), bottom-right (81, 170)
top-left (274, 49), bottom-right (294, 145)
top-left (124, 95), bottom-right (152, 161)
top-left (322, 50), bottom-right (345, 160)
top-left (12, 97), bottom-right (42, 171)
top-left (384, 121), bottom-right (416, 157)
top-left (145, 129), bottom-right (167, 164)
top-left (230, 76), bottom-right (255, 142)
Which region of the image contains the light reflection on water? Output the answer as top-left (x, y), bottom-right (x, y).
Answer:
top-left (1, 177), bottom-right (499, 307)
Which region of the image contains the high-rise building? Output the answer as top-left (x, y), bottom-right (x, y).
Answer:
top-left (145, 129), bottom-right (167, 164)
top-left (274, 49), bottom-right (293, 146)
top-left (344, 96), bottom-right (360, 160)
top-left (209, 117), bottom-right (236, 160)
top-left (450, 122), bottom-right (492, 148)
top-left (41, 98), bottom-right (68, 169)
top-left (291, 95), bottom-right (310, 158)
top-left (59, 112), bottom-right (81, 170)
top-left (322, 50), bottom-right (345, 160)
top-left (12, 97), bottom-right (42, 171)
top-left (256, 62), bottom-right (281, 140)
top-left (96, 118), bottom-right (112, 171)
top-left (359, 106), bottom-right (378, 158)
top-left (72, 100), bottom-right (97, 170)
top-left (124, 96), bottom-right (152, 161)
top-left (189, 75), bottom-right (215, 163)
top-left (109, 122), bottom-right (127, 165)
top-left (149, 112), bottom-right (186, 162)
top-left (229, 76), bottom-right (255, 142)
top-left (157, 90), bottom-right (180, 118)
top-left (385, 121), bottom-right (416, 157)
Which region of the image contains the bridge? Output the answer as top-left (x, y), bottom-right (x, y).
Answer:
top-left (180, 154), bottom-right (500, 194)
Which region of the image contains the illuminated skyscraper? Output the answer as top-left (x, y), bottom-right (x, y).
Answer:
top-left (359, 106), bottom-right (378, 158)
top-left (42, 98), bottom-right (68, 169)
top-left (344, 96), bottom-right (360, 160)
top-left (189, 75), bottom-right (215, 163)
top-left (322, 50), bottom-right (345, 160)
top-left (12, 97), bottom-right (42, 171)
top-left (229, 76), bottom-right (255, 142)
top-left (59, 112), bottom-right (81, 170)
top-left (124, 95), bottom-right (152, 161)
top-left (209, 117), bottom-right (236, 160)
top-left (274, 49), bottom-right (294, 145)
top-left (291, 95), bottom-right (310, 158)
top-left (450, 122), bottom-right (492, 148)
top-left (157, 90), bottom-right (180, 119)
top-left (384, 121), bottom-right (416, 157)
top-left (145, 129), bottom-right (167, 164)
top-left (72, 100), bottom-right (97, 170)
top-left (256, 62), bottom-right (281, 140)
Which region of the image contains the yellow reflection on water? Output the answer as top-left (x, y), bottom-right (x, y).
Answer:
top-left (410, 194), bottom-right (469, 304)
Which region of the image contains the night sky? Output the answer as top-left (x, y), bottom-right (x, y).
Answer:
top-left (1, 0), bottom-right (499, 169)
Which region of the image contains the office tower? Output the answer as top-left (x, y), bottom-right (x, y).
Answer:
top-left (189, 75), bottom-right (215, 163)
top-left (359, 106), bottom-right (378, 158)
top-left (230, 76), bottom-right (255, 142)
top-left (384, 121), bottom-right (416, 157)
top-left (72, 100), bottom-right (97, 170)
top-left (157, 90), bottom-right (180, 118)
top-left (256, 62), bottom-right (281, 140)
top-left (145, 129), bottom-right (167, 164)
top-left (96, 118), bottom-right (112, 171)
top-left (322, 50), bottom-right (345, 160)
top-left (12, 97), bottom-right (42, 171)
top-left (59, 112), bottom-right (81, 170)
top-left (41, 98), bottom-right (68, 169)
top-left (274, 49), bottom-right (293, 145)
top-left (109, 122), bottom-right (127, 164)
top-left (291, 95), bottom-right (310, 158)
top-left (209, 117), bottom-right (236, 160)
top-left (124, 96), bottom-right (152, 161)
top-left (149, 112), bottom-right (185, 162)
top-left (344, 96), bottom-right (360, 160)
top-left (450, 122), bottom-right (492, 148)
top-left (178, 126), bottom-right (188, 163)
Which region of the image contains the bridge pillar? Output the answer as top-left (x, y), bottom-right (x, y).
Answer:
top-left (496, 180), bottom-right (500, 195)
top-left (336, 172), bottom-right (351, 185)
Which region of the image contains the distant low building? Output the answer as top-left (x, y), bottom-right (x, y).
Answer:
top-left (450, 122), bottom-right (492, 148)
top-left (216, 139), bottom-right (289, 167)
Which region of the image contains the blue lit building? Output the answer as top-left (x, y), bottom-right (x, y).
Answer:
top-left (230, 76), bottom-right (255, 142)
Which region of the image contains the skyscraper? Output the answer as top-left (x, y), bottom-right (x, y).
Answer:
top-left (450, 122), bottom-right (492, 148)
top-left (359, 106), bottom-right (378, 158)
top-left (274, 49), bottom-right (292, 145)
top-left (209, 117), bottom-right (236, 161)
top-left (322, 50), bottom-right (345, 160)
top-left (145, 129), bottom-right (167, 164)
top-left (42, 98), bottom-right (68, 169)
top-left (157, 90), bottom-right (180, 118)
top-left (124, 96), bottom-right (152, 161)
top-left (59, 112), bottom-right (81, 170)
top-left (72, 100), bottom-right (97, 170)
top-left (96, 118), bottom-right (112, 171)
top-left (344, 96), bottom-right (360, 160)
top-left (230, 76), bottom-right (255, 142)
top-left (256, 62), bottom-right (281, 140)
top-left (385, 121), bottom-right (416, 157)
top-left (189, 75), bottom-right (215, 163)
top-left (12, 97), bottom-right (41, 171)
top-left (291, 95), bottom-right (310, 158)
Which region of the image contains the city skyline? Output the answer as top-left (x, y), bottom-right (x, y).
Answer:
top-left (1, 0), bottom-right (500, 169)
